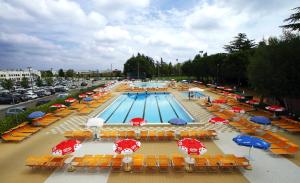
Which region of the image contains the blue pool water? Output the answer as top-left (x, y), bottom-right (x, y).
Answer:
top-left (182, 91), bottom-right (205, 98)
top-left (98, 93), bottom-right (194, 124)
top-left (133, 82), bottom-right (166, 88)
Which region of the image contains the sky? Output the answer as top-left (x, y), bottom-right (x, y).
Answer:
top-left (0, 0), bottom-right (298, 71)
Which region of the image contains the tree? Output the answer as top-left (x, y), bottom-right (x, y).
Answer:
top-left (65, 69), bottom-right (75, 78)
top-left (1, 79), bottom-right (14, 90)
top-left (58, 69), bottom-right (65, 78)
top-left (36, 77), bottom-right (43, 87)
top-left (45, 77), bottom-right (54, 86)
top-left (41, 70), bottom-right (53, 78)
top-left (20, 77), bottom-right (29, 88)
top-left (280, 7), bottom-right (300, 31)
top-left (224, 33), bottom-right (256, 53)
top-left (124, 53), bottom-right (155, 78)
top-left (248, 35), bottom-right (300, 107)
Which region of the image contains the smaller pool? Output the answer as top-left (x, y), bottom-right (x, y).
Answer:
top-left (133, 82), bottom-right (167, 88)
top-left (182, 91), bottom-right (206, 98)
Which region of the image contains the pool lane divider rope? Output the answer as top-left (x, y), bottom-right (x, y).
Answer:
top-left (142, 93), bottom-right (148, 119)
top-left (104, 95), bottom-right (128, 123)
top-left (123, 94), bottom-right (138, 123)
top-left (155, 94), bottom-right (163, 123)
top-left (165, 95), bottom-right (180, 118)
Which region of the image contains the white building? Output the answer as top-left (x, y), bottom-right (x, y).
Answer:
top-left (0, 69), bottom-right (41, 81)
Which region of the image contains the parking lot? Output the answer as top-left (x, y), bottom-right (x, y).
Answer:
top-left (0, 79), bottom-right (106, 119)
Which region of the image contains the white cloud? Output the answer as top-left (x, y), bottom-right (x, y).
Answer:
top-left (0, 0), bottom-right (298, 70)
top-left (94, 26), bottom-right (130, 42)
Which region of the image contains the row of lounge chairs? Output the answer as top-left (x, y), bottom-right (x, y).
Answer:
top-left (26, 154), bottom-right (251, 172)
top-left (1, 122), bottom-right (42, 142)
top-left (272, 116), bottom-right (300, 133)
top-left (99, 130), bottom-right (217, 140)
top-left (254, 131), bottom-right (299, 155)
top-left (26, 155), bottom-right (71, 169)
top-left (1, 93), bottom-right (113, 142)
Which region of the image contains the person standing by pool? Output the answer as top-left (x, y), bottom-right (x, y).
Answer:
top-left (188, 91), bottom-right (191, 100)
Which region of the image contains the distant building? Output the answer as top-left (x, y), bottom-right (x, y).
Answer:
top-left (0, 69), bottom-right (41, 81)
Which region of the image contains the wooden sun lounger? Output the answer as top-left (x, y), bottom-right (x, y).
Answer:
top-left (1, 133), bottom-right (26, 142)
top-left (98, 155), bottom-right (113, 169)
top-left (78, 107), bottom-right (94, 115)
top-left (158, 155), bottom-right (169, 172)
top-left (140, 131), bottom-right (148, 140)
top-left (171, 154), bottom-right (185, 172)
top-left (193, 156), bottom-right (208, 172)
top-left (166, 131), bottom-right (175, 140)
top-left (145, 155), bottom-right (157, 171)
top-left (148, 131), bottom-right (157, 141)
top-left (132, 154), bottom-right (144, 172)
top-left (111, 155), bottom-right (123, 172)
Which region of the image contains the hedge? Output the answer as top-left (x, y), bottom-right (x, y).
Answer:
top-left (0, 83), bottom-right (105, 135)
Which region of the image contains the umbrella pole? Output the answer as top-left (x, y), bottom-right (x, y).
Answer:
top-left (248, 147), bottom-right (252, 160)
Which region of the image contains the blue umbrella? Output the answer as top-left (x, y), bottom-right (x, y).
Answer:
top-left (233, 135), bottom-right (270, 160)
top-left (83, 97), bottom-right (93, 102)
top-left (250, 116), bottom-right (271, 125)
top-left (168, 118), bottom-right (187, 125)
top-left (28, 111), bottom-right (45, 119)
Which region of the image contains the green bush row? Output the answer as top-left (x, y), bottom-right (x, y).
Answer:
top-left (0, 84), bottom-right (105, 135)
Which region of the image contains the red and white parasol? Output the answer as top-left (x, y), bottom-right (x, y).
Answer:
top-left (65, 98), bottom-right (77, 103)
top-left (85, 91), bottom-right (94, 95)
top-left (78, 94), bottom-right (87, 98)
top-left (50, 104), bottom-right (67, 108)
top-left (231, 106), bottom-right (245, 114)
top-left (266, 105), bottom-right (284, 112)
top-left (52, 139), bottom-right (81, 156)
top-left (224, 87), bottom-right (233, 91)
top-left (246, 99), bottom-right (259, 105)
top-left (235, 95), bottom-right (245, 100)
top-left (113, 139), bottom-right (141, 154)
top-left (129, 118), bottom-right (146, 126)
top-left (177, 138), bottom-right (207, 155)
top-left (209, 117), bottom-right (229, 124)
top-left (212, 99), bottom-right (227, 104)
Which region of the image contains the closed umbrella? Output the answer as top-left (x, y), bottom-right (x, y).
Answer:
top-left (168, 118), bottom-right (187, 125)
top-left (233, 135), bottom-right (270, 160)
top-left (28, 111), bottom-right (45, 119)
top-left (87, 118), bottom-right (104, 140)
top-left (52, 139), bottom-right (82, 156)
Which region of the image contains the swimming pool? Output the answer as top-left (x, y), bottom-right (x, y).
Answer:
top-left (182, 91), bottom-right (206, 98)
top-left (133, 82), bottom-right (167, 88)
top-left (98, 93), bottom-right (194, 124)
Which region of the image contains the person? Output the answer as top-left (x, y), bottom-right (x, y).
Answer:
top-left (188, 91), bottom-right (191, 100)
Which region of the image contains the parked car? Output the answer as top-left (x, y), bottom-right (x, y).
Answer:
top-left (5, 106), bottom-right (26, 116)
top-left (56, 93), bottom-right (69, 99)
top-left (0, 93), bottom-right (21, 104)
top-left (81, 82), bottom-right (88, 86)
top-left (36, 99), bottom-right (51, 106)
top-left (25, 91), bottom-right (38, 99)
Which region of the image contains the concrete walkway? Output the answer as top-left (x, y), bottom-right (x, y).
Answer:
top-left (214, 132), bottom-right (300, 183)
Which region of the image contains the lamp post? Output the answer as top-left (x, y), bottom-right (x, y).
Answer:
top-left (216, 64), bottom-right (220, 85)
top-left (137, 61), bottom-right (140, 80)
top-left (27, 67), bottom-right (34, 92)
